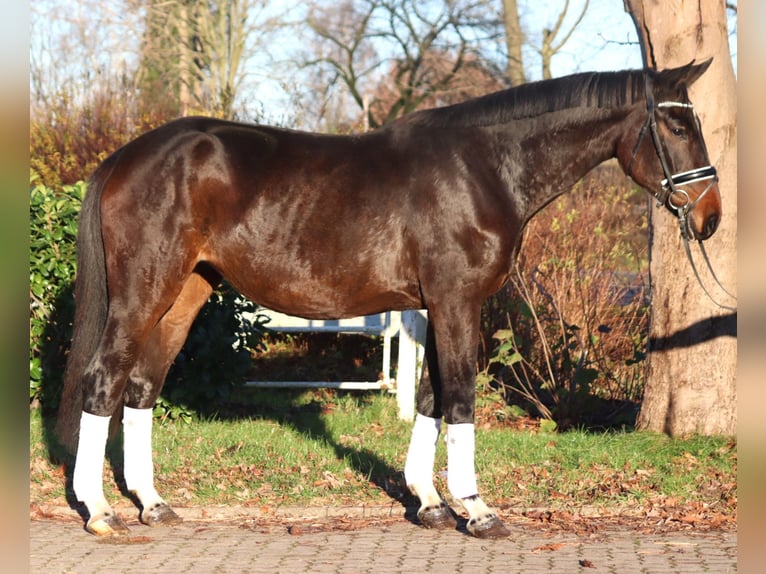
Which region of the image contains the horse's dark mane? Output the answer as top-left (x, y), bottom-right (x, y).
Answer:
top-left (402, 69), bottom-right (650, 129)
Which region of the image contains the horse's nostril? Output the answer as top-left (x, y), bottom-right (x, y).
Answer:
top-left (703, 213), bottom-right (720, 238)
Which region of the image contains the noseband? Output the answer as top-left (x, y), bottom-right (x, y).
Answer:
top-left (628, 73), bottom-right (734, 311)
top-left (627, 75), bottom-right (718, 240)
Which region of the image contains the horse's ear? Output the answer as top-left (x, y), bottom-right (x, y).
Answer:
top-left (682, 58), bottom-right (713, 86)
top-left (656, 58), bottom-right (713, 91)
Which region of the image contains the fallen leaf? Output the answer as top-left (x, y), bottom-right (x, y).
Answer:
top-left (524, 510), bottom-right (552, 522)
top-left (579, 558), bottom-right (596, 568)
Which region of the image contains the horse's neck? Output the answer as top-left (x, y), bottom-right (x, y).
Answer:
top-left (502, 106), bottom-right (631, 219)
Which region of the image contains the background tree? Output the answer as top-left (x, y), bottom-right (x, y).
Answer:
top-left (624, 0), bottom-right (737, 436)
top-left (30, 0), bottom-right (161, 186)
top-left (501, 0), bottom-right (591, 85)
top-left (134, 0), bottom-right (195, 118)
top-left (300, 0), bottom-right (597, 130)
top-left (537, 0), bottom-right (590, 80)
top-left (301, 0), bottom-right (499, 129)
top-left (30, 0), bottom-right (280, 187)
top-left (135, 0), bottom-right (269, 119)
top-left (501, 0), bottom-right (526, 85)
top-left (368, 51), bottom-right (507, 126)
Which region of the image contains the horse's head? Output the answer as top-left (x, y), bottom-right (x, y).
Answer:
top-left (619, 59), bottom-right (721, 241)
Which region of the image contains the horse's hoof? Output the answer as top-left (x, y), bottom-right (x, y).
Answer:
top-left (85, 512), bottom-right (131, 536)
top-left (140, 503), bottom-right (183, 527)
top-left (417, 503), bottom-right (457, 530)
top-left (467, 514), bottom-right (511, 539)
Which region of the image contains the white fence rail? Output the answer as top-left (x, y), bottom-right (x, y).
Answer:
top-left (243, 309), bottom-right (427, 421)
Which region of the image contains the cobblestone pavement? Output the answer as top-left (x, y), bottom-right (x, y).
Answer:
top-left (30, 506), bottom-right (737, 573)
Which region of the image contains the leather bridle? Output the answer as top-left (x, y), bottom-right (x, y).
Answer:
top-left (628, 73), bottom-right (734, 311)
top-left (627, 74), bottom-right (718, 241)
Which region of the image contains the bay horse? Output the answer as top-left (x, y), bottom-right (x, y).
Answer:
top-left (56, 60), bottom-right (721, 538)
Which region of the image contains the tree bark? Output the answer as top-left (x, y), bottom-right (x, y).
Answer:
top-left (624, 0), bottom-right (737, 436)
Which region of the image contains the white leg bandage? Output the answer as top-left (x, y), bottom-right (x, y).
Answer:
top-left (446, 423), bottom-right (478, 500)
top-left (123, 406), bottom-right (163, 507)
top-left (73, 411), bottom-right (110, 506)
top-left (404, 414), bottom-right (441, 486)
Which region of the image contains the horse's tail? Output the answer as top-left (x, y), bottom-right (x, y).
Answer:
top-left (55, 152), bottom-right (120, 454)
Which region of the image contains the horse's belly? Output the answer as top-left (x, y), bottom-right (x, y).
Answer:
top-left (216, 250), bottom-right (421, 320)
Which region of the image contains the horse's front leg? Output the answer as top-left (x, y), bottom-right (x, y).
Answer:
top-left (418, 303), bottom-right (510, 539)
top-left (404, 323), bottom-right (457, 529)
top-left (404, 414), bottom-right (457, 529)
top-left (445, 422), bottom-right (510, 538)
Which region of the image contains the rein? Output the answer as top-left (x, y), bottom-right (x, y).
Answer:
top-left (628, 74), bottom-right (736, 311)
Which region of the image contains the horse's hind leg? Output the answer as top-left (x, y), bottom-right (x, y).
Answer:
top-left (121, 269), bottom-right (217, 527)
top-left (73, 411), bottom-right (128, 535)
top-left (72, 310), bottom-right (154, 536)
top-left (73, 266), bottom-right (214, 536)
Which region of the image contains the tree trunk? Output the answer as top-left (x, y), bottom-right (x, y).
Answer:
top-left (178, 2), bottom-right (191, 117)
top-left (502, 0), bottom-right (526, 86)
top-left (624, 0), bottom-right (737, 436)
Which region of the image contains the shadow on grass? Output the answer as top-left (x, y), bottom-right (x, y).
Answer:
top-left (211, 388), bottom-right (421, 520)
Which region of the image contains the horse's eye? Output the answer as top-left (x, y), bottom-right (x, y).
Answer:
top-left (671, 127), bottom-right (686, 137)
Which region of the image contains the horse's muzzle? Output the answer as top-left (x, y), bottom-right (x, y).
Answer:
top-left (684, 199), bottom-right (721, 241)
top-left (661, 167), bottom-right (720, 241)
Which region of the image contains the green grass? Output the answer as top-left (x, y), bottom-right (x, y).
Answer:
top-left (474, 428), bottom-right (735, 512)
top-left (29, 390), bottom-right (736, 519)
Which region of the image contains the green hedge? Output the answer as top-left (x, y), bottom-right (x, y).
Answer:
top-left (28, 176), bottom-right (262, 418)
top-left (29, 176), bottom-right (82, 407)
